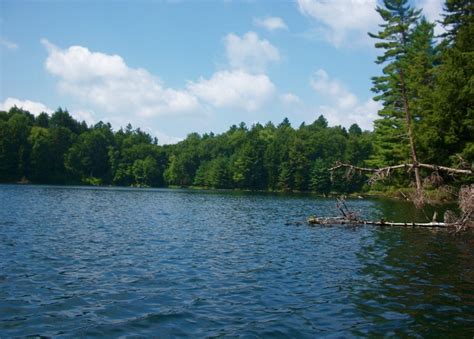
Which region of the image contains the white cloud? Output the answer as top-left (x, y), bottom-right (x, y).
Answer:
top-left (311, 69), bottom-right (357, 108)
top-left (0, 37), bottom-right (18, 50)
top-left (188, 70), bottom-right (275, 112)
top-left (186, 32), bottom-right (278, 112)
top-left (1, 97), bottom-right (52, 116)
top-left (40, 38), bottom-right (281, 138)
top-left (416, 0), bottom-right (443, 22)
top-left (154, 130), bottom-right (183, 145)
top-left (281, 92), bottom-right (301, 105)
top-left (297, 0), bottom-right (380, 47)
top-left (224, 31), bottom-right (280, 73)
top-left (254, 16), bottom-right (288, 31)
top-left (41, 39), bottom-right (200, 118)
top-left (0, 97), bottom-right (97, 125)
top-left (415, 0), bottom-right (445, 36)
top-left (71, 109), bottom-right (96, 125)
top-left (310, 69), bottom-right (380, 130)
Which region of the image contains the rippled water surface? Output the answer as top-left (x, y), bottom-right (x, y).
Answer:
top-left (1, 185), bottom-right (473, 337)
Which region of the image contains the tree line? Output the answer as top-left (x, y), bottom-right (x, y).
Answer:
top-left (0, 0), bottom-right (471, 194)
top-left (0, 109), bottom-right (371, 193)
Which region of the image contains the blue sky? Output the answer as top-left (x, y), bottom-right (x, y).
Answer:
top-left (1, 0), bottom-right (444, 144)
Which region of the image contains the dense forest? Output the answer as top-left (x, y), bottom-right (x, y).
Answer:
top-left (0, 0), bottom-right (472, 194)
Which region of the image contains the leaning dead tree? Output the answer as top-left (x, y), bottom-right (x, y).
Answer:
top-left (329, 162), bottom-right (473, 177)
top-left (307, 161), bottom-right (473, 230)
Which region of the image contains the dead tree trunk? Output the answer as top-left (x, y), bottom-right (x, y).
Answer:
top-left (399, 68), bottom-right (422, 196)
top-left (307, 216), bottom-right (451, 228)
top-left (329, 162), bottom-right (473, 176)
top-left (326, 164), bottom-right (473, 230)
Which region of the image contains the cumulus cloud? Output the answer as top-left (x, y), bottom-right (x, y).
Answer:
top-left (184, 32), bottom-right (279, 112)
top-left (415, 0), bottom-right (445, 36)
top-left (311, 70), bottom-right (358, 109)
top-left (310, 69), bottom-right (380, 130)
top-left (1, 97), bottom-right (97, 125)
top-left (72, 109), bottom-right (96, 125)
top-left (41, 38), bottom-right (279, 127)
top-left (297, 0), bottom-right (380, 47)
top-left (154, 130), bottom-right (183, 145)
top-left (41, 39), bottom-right (200, 117)
top-left (254, 16), bottom-right (288, 31)
top-left (281, 92), bottom-right (301, 105)
top-left (1, 97), bottom-right (52, 116)
top-left (224, 31), bottom-right (280, 73)
top-left (416, 0), bottom-right (443, 22)
top-left (188, 70), bottom-right (275, 111)
top-left (187, 32), bottom-right (278, 112)
top-left (0, 37), bottom-right (18, 50)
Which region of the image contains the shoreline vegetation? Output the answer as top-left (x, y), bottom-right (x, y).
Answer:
top-left (1, 1), bottom-right (471, 208)
top-left (0, 105), bottom-right (470, 205)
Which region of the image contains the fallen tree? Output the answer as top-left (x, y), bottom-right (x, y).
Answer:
top-left (307, 216), bottom-right (449, 228)
top-left (308, 164), bottom-right (474, 231)
top-left (322, 0), bottom-right (474, 231)
top-left (308, 197), bottom-right (457, 228)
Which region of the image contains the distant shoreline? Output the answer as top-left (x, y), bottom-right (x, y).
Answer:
top-left (0, 181), bottom-right (456, 204)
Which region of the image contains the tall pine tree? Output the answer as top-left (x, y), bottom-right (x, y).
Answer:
top-left (369, 0), bottom-right (423, 193)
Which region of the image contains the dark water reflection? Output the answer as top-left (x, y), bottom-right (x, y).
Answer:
top-left (0, 185), bottom-right (473, 337)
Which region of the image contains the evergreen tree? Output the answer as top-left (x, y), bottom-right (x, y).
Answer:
top-left (28, 127), bottom-right (52, 182)
top-left (0, 119), bottom-right (16, 181)
top-left (405, 18), bottom-right (438, 163)
top-left (35, 112), bottom-right (50, 128)
top-left (369, 0), bottom-right (423, 191)
top-left (310, 159), bottom-right (331, 195)
top-left (277, 162), bottom-right (293, 191)
top-left (64, 127), bottom-right (114, 184)
top-left (429, 0), bottom-right (474, 164)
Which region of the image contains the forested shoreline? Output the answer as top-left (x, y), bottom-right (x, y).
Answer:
top-left (0, 109), bottom-right (372, 193)
top-left (0, 0), bottom-right (472, 195)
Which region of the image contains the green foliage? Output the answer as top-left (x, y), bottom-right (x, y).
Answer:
top-left (2, 111), bottom-right (32, 181)
top-left (64, 127), bottom-right (114, 182)
top-left (366, 0), bottom-right (472, 188)
top-left (50, 108), bottom-right (86, 134)
top-left (425, 0), bottom-right (474, 164)
top-left (28, 127), bottom-right (52, 182)
top-left (310, 159), bottom-right (331, 195)
top-left (194, 157), bottom-right (231, 188)
top-left (277, 162), bottom-right (293, 191)
top-left (369, 0), bottom-right (421, 166)
top-left (0, 104), bottom-right (433, 193)
top-left (132, 156), bottom-right (160, 186)
top-left (0, 119), bottom-right (17, 181)
top-left (35, 112), bottom-right (50, 128)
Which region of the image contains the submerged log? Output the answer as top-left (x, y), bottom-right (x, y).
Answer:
top-left (307, 216), bottom-right (451, 228)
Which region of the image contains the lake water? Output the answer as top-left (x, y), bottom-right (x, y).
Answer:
top-left (0, 185), bottom-right (473, 337)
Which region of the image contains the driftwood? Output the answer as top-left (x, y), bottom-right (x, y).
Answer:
top-left (325, 159), bottom-right (473, 230)
top-left (307, 216), bottom-right (450, 228)
top-left (307, 191), bottom-right (473, 230)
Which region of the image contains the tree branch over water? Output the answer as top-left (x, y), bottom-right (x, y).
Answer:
top-left (330, 162), bottom-right (473, 177)
top-left (327, 162), bottom-right (474, 230)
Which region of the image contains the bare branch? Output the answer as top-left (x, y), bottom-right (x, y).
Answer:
top-left (329, 162), bottom-right (473, 176)
top-left (418, 163), bottom-right (473, 175)
top-left (306, 185), bottom-right (473, 230)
